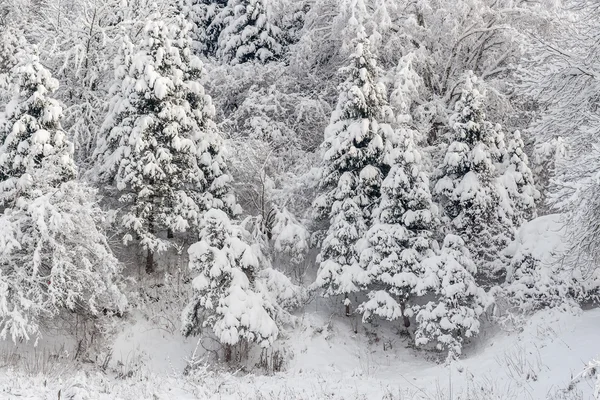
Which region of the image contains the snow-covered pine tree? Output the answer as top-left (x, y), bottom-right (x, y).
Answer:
top-left (313, 28), bottom-right (391, 316)
top-left (95, 15), bottom-right (236, 273)
top-left (181, 209), bottom-right (278, 361)
top-left (279, 0), bottom-right (310, 46)
top-left (434, 72), bottom-right (513, 284)
top-left (179, 0), bottom-right (227, 56)
top-left (0, 55), bottom-right (126, 342)
top-left (0, 27), bottom-right (27, 104)
top-left (415, 235), bottom-right (492, 358)
top-left (215, 0), bottom-right (284, 65)
top-left (358, 125), bottom-right (437, 328)
top-left (501, 130), bottom-right (539, 226)
top-left (0, 58), bottom-right (76, 199)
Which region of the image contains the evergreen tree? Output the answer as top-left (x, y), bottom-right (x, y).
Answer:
top-left (434, 72), bottom-right (513, 283)
top-left (179, 0), bottom-right (227, 56)
top-left (95, 15), bottom-right (236, 273)
top-left (358, 125), bottom-right (437, 328)
top-left (415, 235), bottom-right (492, 357)
top-left (279, 0), bottom-right (310, 46)
top-left (501, 130), bottom-right (539, 226)
top-left (0, 58), bottom-right (76, 199)
top-left (0, 27), bottom-right (27, 105)
top-left (181, 209), bottom-right (278, 361)
top-left (313, 29), bottom-right (391, 316)
top-left (0, 56), bottom-right (126, 342)
top-left (215, 0), bottom-right (284, 65)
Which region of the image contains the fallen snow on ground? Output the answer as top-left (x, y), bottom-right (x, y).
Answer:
top-left (0, 306), bottom-right (598, 399)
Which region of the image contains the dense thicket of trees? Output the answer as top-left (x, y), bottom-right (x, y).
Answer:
top-left (0, 0), bottom-right (598, 361)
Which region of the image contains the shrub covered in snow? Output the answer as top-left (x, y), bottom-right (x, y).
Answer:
top-left (271, 207), bottom-right (310, 266)
top-left (415, 235), bottom-right (492, 357)
top-left (181, 209), bottom-right (279, 359)
top-left (178, 0), bottom-right (227, 56)
top-left (0, 27), bottom-right (28, 101)
top-left (499, 130), bottom-right (539, 226)
top-left (0, 182), bottom-right (128, 342)
top-left (504, 214), bottom-right (596, 313)
top-left (259, 267), bottom-right (308, 312)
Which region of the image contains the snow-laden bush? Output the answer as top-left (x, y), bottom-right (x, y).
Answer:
top-left (500, 130), bottom-right (539, 226)
top-left (181, 209), bottom-right (279, 359)
top-left (573, 359), bottom-right (600, 399)
top-left (0, 26), bottom-right (28, 101)
top-left (259, 267), bottom-right (308, 313)
top-left (178, 0), bottom-right (227, 56)
top-left (504, 214), bottom-right (597, 312)
top-left (0, 182), bottom-right (128, 343)
top-left (415, 235), bottom-right (492, 357)
top-left (271, 207), bottom-right (310, 265)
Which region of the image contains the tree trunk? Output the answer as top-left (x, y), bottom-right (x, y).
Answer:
top-left (167, 228), bottom-right (174, 239)
top-left (146, 210), bottom-right (154, 274)
top-left (344, 294), bottom-right (351, 317)
top-left (225, 344), bottom-right (232, 363)
top-left (400, 301), bottom-right (410, 328)
top-left (146, 248), bottom-right (154, 274)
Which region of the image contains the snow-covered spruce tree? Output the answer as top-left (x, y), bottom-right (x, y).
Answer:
top-left (215, 0), bottom-right (284, 65)
top-left (279, 0), bottom-right (310, 46)
top-left (181, 209), bottom-right (278, 362)
top-left (358, 125), bottom-right (437, 329)
top-left (415, 235), bottom-right (492, 358)
top-left (501, 130), bottom-right (539, 227)
top-left (0, 27), bottom-right (27, 103)
top-left (0, 58), bottom-right (76, 198)
top-left (313, 29), bottom-right (391, 316)
top-left (0, 56), bottom-right (126, 342)
top-left (95, 15), bottom-right (236, 273)
top-left (434, 72), bottom-right (513, 284)
top-left (179, 0), bottom-right (227, 56)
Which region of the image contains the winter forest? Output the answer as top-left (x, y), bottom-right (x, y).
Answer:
top-left (1, 0), bottom-right (600, 398)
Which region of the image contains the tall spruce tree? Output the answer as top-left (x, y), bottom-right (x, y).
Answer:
top-left (313, 28), bottom-right (391, 316)
top-left (179, 0), bottom-right (227, 56)
top-left (215, 0), bottom-right (283, 65)
top-left (501, 130), bottom-right (539, 226)
top-left (434, 72), bottom-right (513, 283)
top-left (95, 15), bottom-right (236, 273)
top-left (359, 125), bottom-right (437, 328)
top-left (0, 27), bottom-right (27, 106)
top-left (0, 55), bottom-right (126, 342)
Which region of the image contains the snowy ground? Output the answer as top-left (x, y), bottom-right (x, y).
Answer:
top-left (0, 305), bottom-right (597, 400)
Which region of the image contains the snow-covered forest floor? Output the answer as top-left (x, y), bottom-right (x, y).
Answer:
top-left (0, 303), bottom-right (597, 399)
